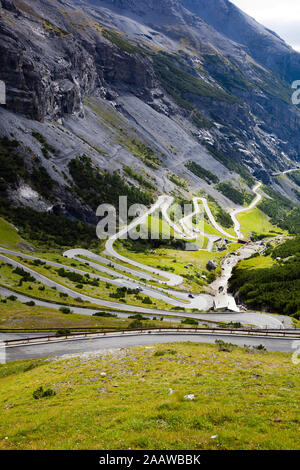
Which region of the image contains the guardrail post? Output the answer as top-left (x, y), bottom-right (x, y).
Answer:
top-left (0, 342), bottom-right (6, 364)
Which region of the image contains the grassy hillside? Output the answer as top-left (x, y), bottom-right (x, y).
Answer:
top-left (0, 342), bottom-right (299, 450)
top-left (0, 296), bottom-right (179, 331)
top-left (236, 208), bottom-right (283, 239)
top-left (206, 195), bottom-right (234, 230)
top-left (0, 218), bottom-right (22, 250)
top-left (116, 239), bottom-right (242, 290)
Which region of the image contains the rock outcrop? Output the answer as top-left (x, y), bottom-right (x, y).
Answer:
top-left (0, 0), bottom-right (155, 121)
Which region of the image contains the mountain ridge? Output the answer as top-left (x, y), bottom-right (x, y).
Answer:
top-left (0, 0), bottom-right (299, 226)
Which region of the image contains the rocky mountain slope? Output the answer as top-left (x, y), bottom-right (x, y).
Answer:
top-left (0, 0), bottom-right (299, 230)
top-left (182, 0), bottom-right (300, 82)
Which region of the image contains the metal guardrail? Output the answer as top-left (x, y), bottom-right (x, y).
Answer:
top-left (3, 327), bottom-right (300, 347)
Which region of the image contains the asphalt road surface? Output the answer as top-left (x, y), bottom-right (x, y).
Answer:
top-left (3, 332), bottom-right (297, 362)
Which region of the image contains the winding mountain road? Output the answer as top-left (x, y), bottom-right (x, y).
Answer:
top-left (230, 182), bottom-right (262, 239)
top-left (1, 175), bottom-right (298, 361)
top-left (2, 330), bottom-right (298, 362)
top-left (0, 177), bottom-right (291, 329)
top-left (0, 285), bottom-right (287, 329)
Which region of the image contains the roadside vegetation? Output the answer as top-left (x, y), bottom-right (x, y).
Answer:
top-left (0, 296), bottom-right (177, 331)
top-left (205, 195), bottom-right (234, 230)
top-left (258, 186), bottom-right (300, 234)
top-left (0, 258), bottom-right (173, 311)
top-left (230, 237), bottom-right (300, 317)
top-left (0, 342), bottom-right (298, 450)
top-left (0, 261), bottom-right (99, 308)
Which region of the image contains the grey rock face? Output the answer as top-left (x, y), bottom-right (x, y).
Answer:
top-left (207, 260), bottom-right (217, 271)
top-left (0, 0), bottom-right (155, 121)
top-left (180, 0), bottom-right (300, 82)
top-left (0, 0), bottom-right (17, 11)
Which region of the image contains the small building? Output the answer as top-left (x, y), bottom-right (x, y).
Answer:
top-left (185, 242), bottom-right (199, 251)
top-left (213, 294), bottom-right (240, 313)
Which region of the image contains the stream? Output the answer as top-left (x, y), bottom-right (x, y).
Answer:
top-left (209, 241), bottom-right (266, 312)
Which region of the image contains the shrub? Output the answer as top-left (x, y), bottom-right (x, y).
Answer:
top-left (129, 319), bottom-right (143, 329)
top-left (181, 319), bottom-right (199, 326)
top-left (253, 344), bottom-right (267, 352)
top-left (92, 312), bottom-right (117, 318)
top-left (244, 344), bottom-right (267, 353)
top-left (154, 349), bottom-right (177, 357)
top-left (206, 195), bottom-right (234, 228)
top-left (230, 256), bottom-right (300, 315)
top-left (123, 166), bottom-right (156, 190)
top-left (154, 350), bottom-right (166, 357)
top-left (226, 322), bottom-right (242, 328)
top-left (13, 267), bottom-right (35, 283)
top-left (8, 295), bottom-right (17, 301)
top-left (55, 329), bottom-right (71, 337)
top-left (33, 386), bottom-right (56, 400)
top-left (215, 339), bottom-right (235, 352)
top-left (59, 307), bottom-right (72, 315)
top-left (129, 314), bottom-right (147, 320)
top-left (142, 296), bottom-right (153, 305)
